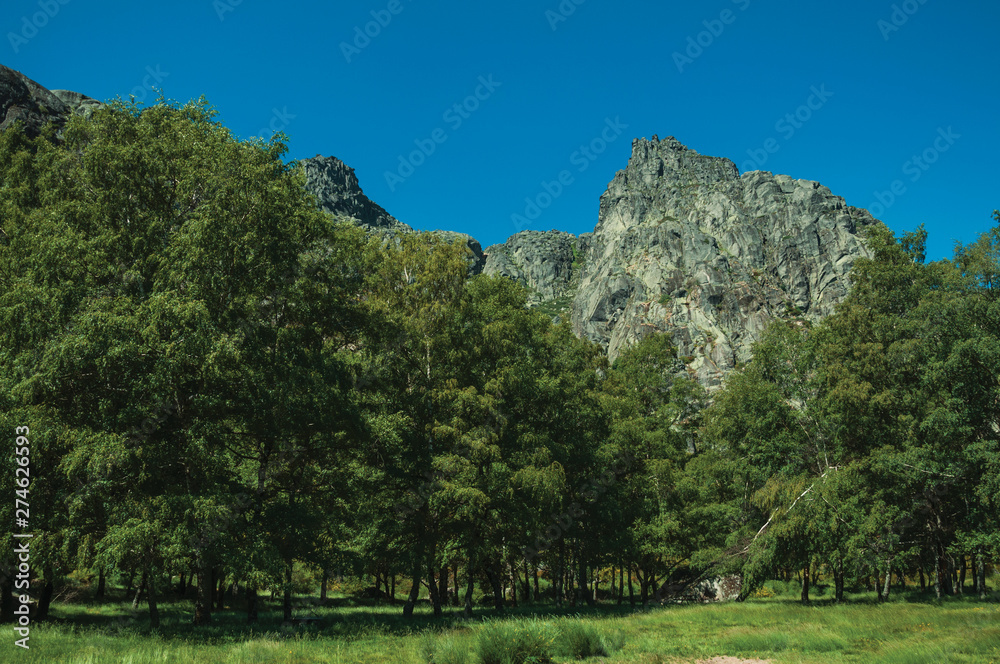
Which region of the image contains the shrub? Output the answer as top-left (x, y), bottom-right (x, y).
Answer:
top-left (554, 620), bottom-right (608, 659)
top-left (476, 618), bottom-right (555, 664)
top-left (421, 632), bottom-right (472, 664)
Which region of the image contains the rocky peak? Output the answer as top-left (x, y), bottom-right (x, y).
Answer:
top-left (0, 64), bottom-right (71, 137)
top-left (621, 136), bottom-right (740, 191)
top-left (572, 136), bottom-right (875, 388)
top-left (299, 155), bottom-right (411, 233)
top-left (299, 154), bottom-right (485, 273)
top-left (483, 135), bottom-right (876, 389)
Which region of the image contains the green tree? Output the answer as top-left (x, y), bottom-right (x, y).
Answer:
top-left (0, 98), bottom-right (366, 624)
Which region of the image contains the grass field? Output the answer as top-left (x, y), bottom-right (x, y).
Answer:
top-left (2, 584), bottom-right (998, 663)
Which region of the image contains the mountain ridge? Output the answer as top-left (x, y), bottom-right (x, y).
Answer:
top-left (0, 65), bottom-right (877, 389)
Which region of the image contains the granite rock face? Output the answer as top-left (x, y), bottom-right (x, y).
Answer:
top-left (0, 66), bottom-right (102, 138)
top-left (300, 155), bottom-right (485, 273)
top-left (0, 64), bottom-right (73, 137)
top-left (300, 155), bottom-right (411, 233)
top-left (488, 136), bottom-right (875, 389)
top-left (50, 89), bottom-right (103, 119)
top-left (483, 230), bottom-right (584, 311)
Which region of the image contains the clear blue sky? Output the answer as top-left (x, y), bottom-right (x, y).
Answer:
top-left (4, 0), bottom-right (997, 259)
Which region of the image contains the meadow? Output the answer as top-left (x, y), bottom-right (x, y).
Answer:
top-left (2, 581), bottom-right (998, 664)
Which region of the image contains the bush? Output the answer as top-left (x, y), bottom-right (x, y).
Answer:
top-left (421, 632), bottom-right (472, 664)
top-left (476, 618), bottom-right (555, 664)
top-left (554, 620), bottom-right (608, 659)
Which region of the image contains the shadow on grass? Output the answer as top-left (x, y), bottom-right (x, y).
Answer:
top-left (38, 583), bottom-right (996, 644)
top-left (43, 593), bottom-right (655, 643)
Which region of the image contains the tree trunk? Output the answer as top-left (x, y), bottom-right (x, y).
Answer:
top-left (439, 565), bottom-right (449, 608)
top-left (627, 564), bottom-right (635, 606)
top-left (247, 583), bottom-right (259, 623)
top-left (882, 561), bottom-right (892, 601)
top-left (124, 568), bottom-right (136, 600)
top-left (320, 569), bottom-right (329, 602)
top-left (578, 552), bottom-right (594, 606)
top-left (618, 564), bottom-right (625, 605)
top-left (610, 565), bottom-right (616, 602)
top-left (934, 555), bottom-right (943, 600)
top-left (147, 571), bottom-right (159, 628)
top-left (567, 558), bottom-right (576, 606)
top-left (945, 555), bottom-right (955, 595)
top-left (556, 542), bottom-right (564, 607)
top-left (97, 568), bottom-right (106, 598)
top-left (486, 566), bottom-right (504, 611)
top-left (976, 549), bottom-right (987, 600)
top-left (919, 566), bottom-right (926, 591)
top-left (639, 567), bottom-right (649, 605)
top-left (391, 573), bottom-right (396, 601)
top-left (132, 570), bottom-right (148, 610)
top-left (34, 579), bottom-right (54, 621)
top-left (217, 572), bottom-right (227, 611)
top-left (463, 565), bottom-right (474, 618)
top-left (511, 569), bottom-right (518, 607)
top-left (523, 559), bottom-right (531, 603)
top-left (533, 563), bottom-right (540, 602)
top-left (834, 552), bottom-right (845, 603)
top-left (193, 566), bottom-right (212, 625)
top-left (801, 565), bottom-right (810, 604)
top-left (282, 563), bottom-right (293, 622)
top-left (428, 564), bottom-right (442, 617)
top-left (403, 563), bottom-right (422, 618)
top-left (958, 556), bottom-right (966, 595)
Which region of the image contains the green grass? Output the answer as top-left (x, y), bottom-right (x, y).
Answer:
top-left (2, 587), bottom-right (999, 663)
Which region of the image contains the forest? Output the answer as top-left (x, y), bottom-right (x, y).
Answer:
top-left (1, 98), bottom-right (998, 631)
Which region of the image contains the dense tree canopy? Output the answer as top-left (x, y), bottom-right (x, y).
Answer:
top-left (0, 102), bottom-right (996, 625)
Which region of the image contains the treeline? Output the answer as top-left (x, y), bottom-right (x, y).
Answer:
top-left (0, 100), bottom-right (997, 627)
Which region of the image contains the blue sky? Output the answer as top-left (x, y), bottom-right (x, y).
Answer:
top-left (4, 0), bottom-right (997, 260)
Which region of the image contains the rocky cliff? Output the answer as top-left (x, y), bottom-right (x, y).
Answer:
top-left (300, 155), bottom-right (411, 233)
top-left (483, 230), bottom-right (591, 316)
top-left (299, 154), bottom-right (485, 273)
top-left (0, 64), bottom-right (99, 137)
top-left (485, 136), bottom-right (876, 388)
